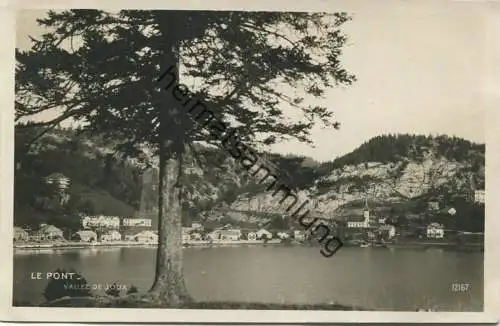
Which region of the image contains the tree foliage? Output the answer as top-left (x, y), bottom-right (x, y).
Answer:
top-left (16, 9), bottom-right (356, 304)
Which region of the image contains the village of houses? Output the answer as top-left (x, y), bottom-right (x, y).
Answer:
top-left (13, 189), bottom-right (485, 250)
top-left (13, 171), bottom-right (485, 250)
top-left (13, 215), bottom-right (302, 249)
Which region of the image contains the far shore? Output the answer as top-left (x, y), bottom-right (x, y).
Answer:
top-left (13, 239), bottom-right (286, 250)
top-left (13, 238), bottom-right (483, 252)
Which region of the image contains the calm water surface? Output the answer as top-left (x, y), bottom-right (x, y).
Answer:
top-left (13, 246), bottom-right (483, 311)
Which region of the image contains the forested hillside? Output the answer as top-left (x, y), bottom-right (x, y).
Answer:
top-left (14, 127), bottom-right (485, 233)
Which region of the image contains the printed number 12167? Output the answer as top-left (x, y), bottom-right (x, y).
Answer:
top-left (451, 283), bottom-right (471, 292)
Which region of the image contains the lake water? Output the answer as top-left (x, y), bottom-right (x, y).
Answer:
top-left (13, 246), bottom-right (483, 311)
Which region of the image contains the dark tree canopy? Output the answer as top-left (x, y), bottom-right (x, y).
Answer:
top-left (16, 10), bottom-right (356, 155)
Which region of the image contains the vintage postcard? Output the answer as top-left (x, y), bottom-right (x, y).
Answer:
top-left (1, 0), bottom-right (499, 323)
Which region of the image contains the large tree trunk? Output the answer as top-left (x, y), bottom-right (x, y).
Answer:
top-left (148, 147), bottom-right (191, 306)
top-left (144, 11), bottom-right (193, 306)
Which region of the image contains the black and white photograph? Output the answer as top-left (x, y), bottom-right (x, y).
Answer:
top-left (3, 0), bottom-right (498, 323)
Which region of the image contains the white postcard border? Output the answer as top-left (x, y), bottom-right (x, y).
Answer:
top-left (1, 0), bottom-right (499, 323)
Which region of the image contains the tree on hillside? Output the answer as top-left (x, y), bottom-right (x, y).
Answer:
top-left (16, 10), bottom-right (356, 305)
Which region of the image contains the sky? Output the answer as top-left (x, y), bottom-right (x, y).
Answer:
top-left (16, 1), bottom-right (487, 162)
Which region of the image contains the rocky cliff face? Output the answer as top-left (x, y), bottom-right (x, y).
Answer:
top-left (185, 135), bottom-right (485, 223)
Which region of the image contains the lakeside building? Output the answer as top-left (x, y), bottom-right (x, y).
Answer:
top-left (208, 228), bottom-right (242, 241)
top-left (247, 232), bottom-right (257, 240)
top-left (182, 233), bottom-right (191, 243)
top-left (277, 232), bottom-right (290, 240)
top-left (122, 218), bottom-right (152, 227)
top-left (31, 224), bottom-right (64, 241)
top-left (14, 227), bottom-right (29, 242)
top-left (294, 230), bottom-right (306, 241)
top-left (256, 229), bottom-right (273, 240)
top-left (74, 230), bottom-right (97, 242)
top-left (378, 225), bottom-right (396, 239)
top-left (346, 198), bottom-right (373, 229)
top-left (101, 230), bottom-right (122, 242)
top-left (128, 230), bottom-right (158, 243)
top-left (190, 232), bottom-right (203, 241)
top-left (82, 215), bottom-right (120, 229)
top-left (426, 222), bottom-right (444, 239)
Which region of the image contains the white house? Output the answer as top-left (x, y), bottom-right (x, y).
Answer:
top-left (122, 218), bottom-right (152, 227)
top-left (474, 190), bottom-right (485, 204)
top-left (182, 233), bottom-right (191, 243)
top-left (208, 229), bottom-right (242, 241)
top-left (427, 223), bottom-right (444, 239)
top-left (82, 215), bottom-right (120, 229)
top-left (74, 230), bottom-right (97, 242)
top-left (133, 230), bottom-right (158, 243)
top-left (247, 232), bottom-right (257, 241)
top-left (256, 229), bottom-right (273, 240)
top-left (191, 232), bottom-right (203, 241)
top-left (14, 227), bottom-right (29, 242)
top-left (294, 230), bottom-right (306, 241)
top-left (277, 232), bottom-right (290, 240)
top-left (379, 225), bottom-right (396, 239)
top-left (32, 224), bottom-right (64, 241)
top-left (101, 230), bottom-right (122, 242)
top-left (220, 229), bottom-right (242, 241)
top-left (447, 207), bottom-right (457, 216)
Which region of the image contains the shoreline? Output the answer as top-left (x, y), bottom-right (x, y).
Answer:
top-left (13, 239), bottom-right (483, 251)
top-left (13, 239), bottom-right (285, 250)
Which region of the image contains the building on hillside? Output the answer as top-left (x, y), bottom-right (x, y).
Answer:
top-left (256, 229), bottom-right (273, 240)
top-left (447, 207), bottom-right (457, 216)
top-left (426, 222), bottom-right (444, 239)
top-left (101, 230), bottom-right (122, 242)
top-left (294, 230), bottom-right (306, 241)
top-left (14, 227), bottom-right (29, 242)
top-left (45, 173), bottom-right (70, 193)
top-left (474, 190), bottom-right (485, 204)
top-left (32, 224), bottom-right (64, 241)
top-left (74, 230), bottom-right (97, 242)
top-left (247, 232), bottom-right (257, 241)
top-left (122, 218), bottom-right (152, 227)
top-left (82, 215), bottom-right (120, 229)
top-left (378, 217), bottom-right (387, 225)
top-left (428, 201), bottom-right (440, 211)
